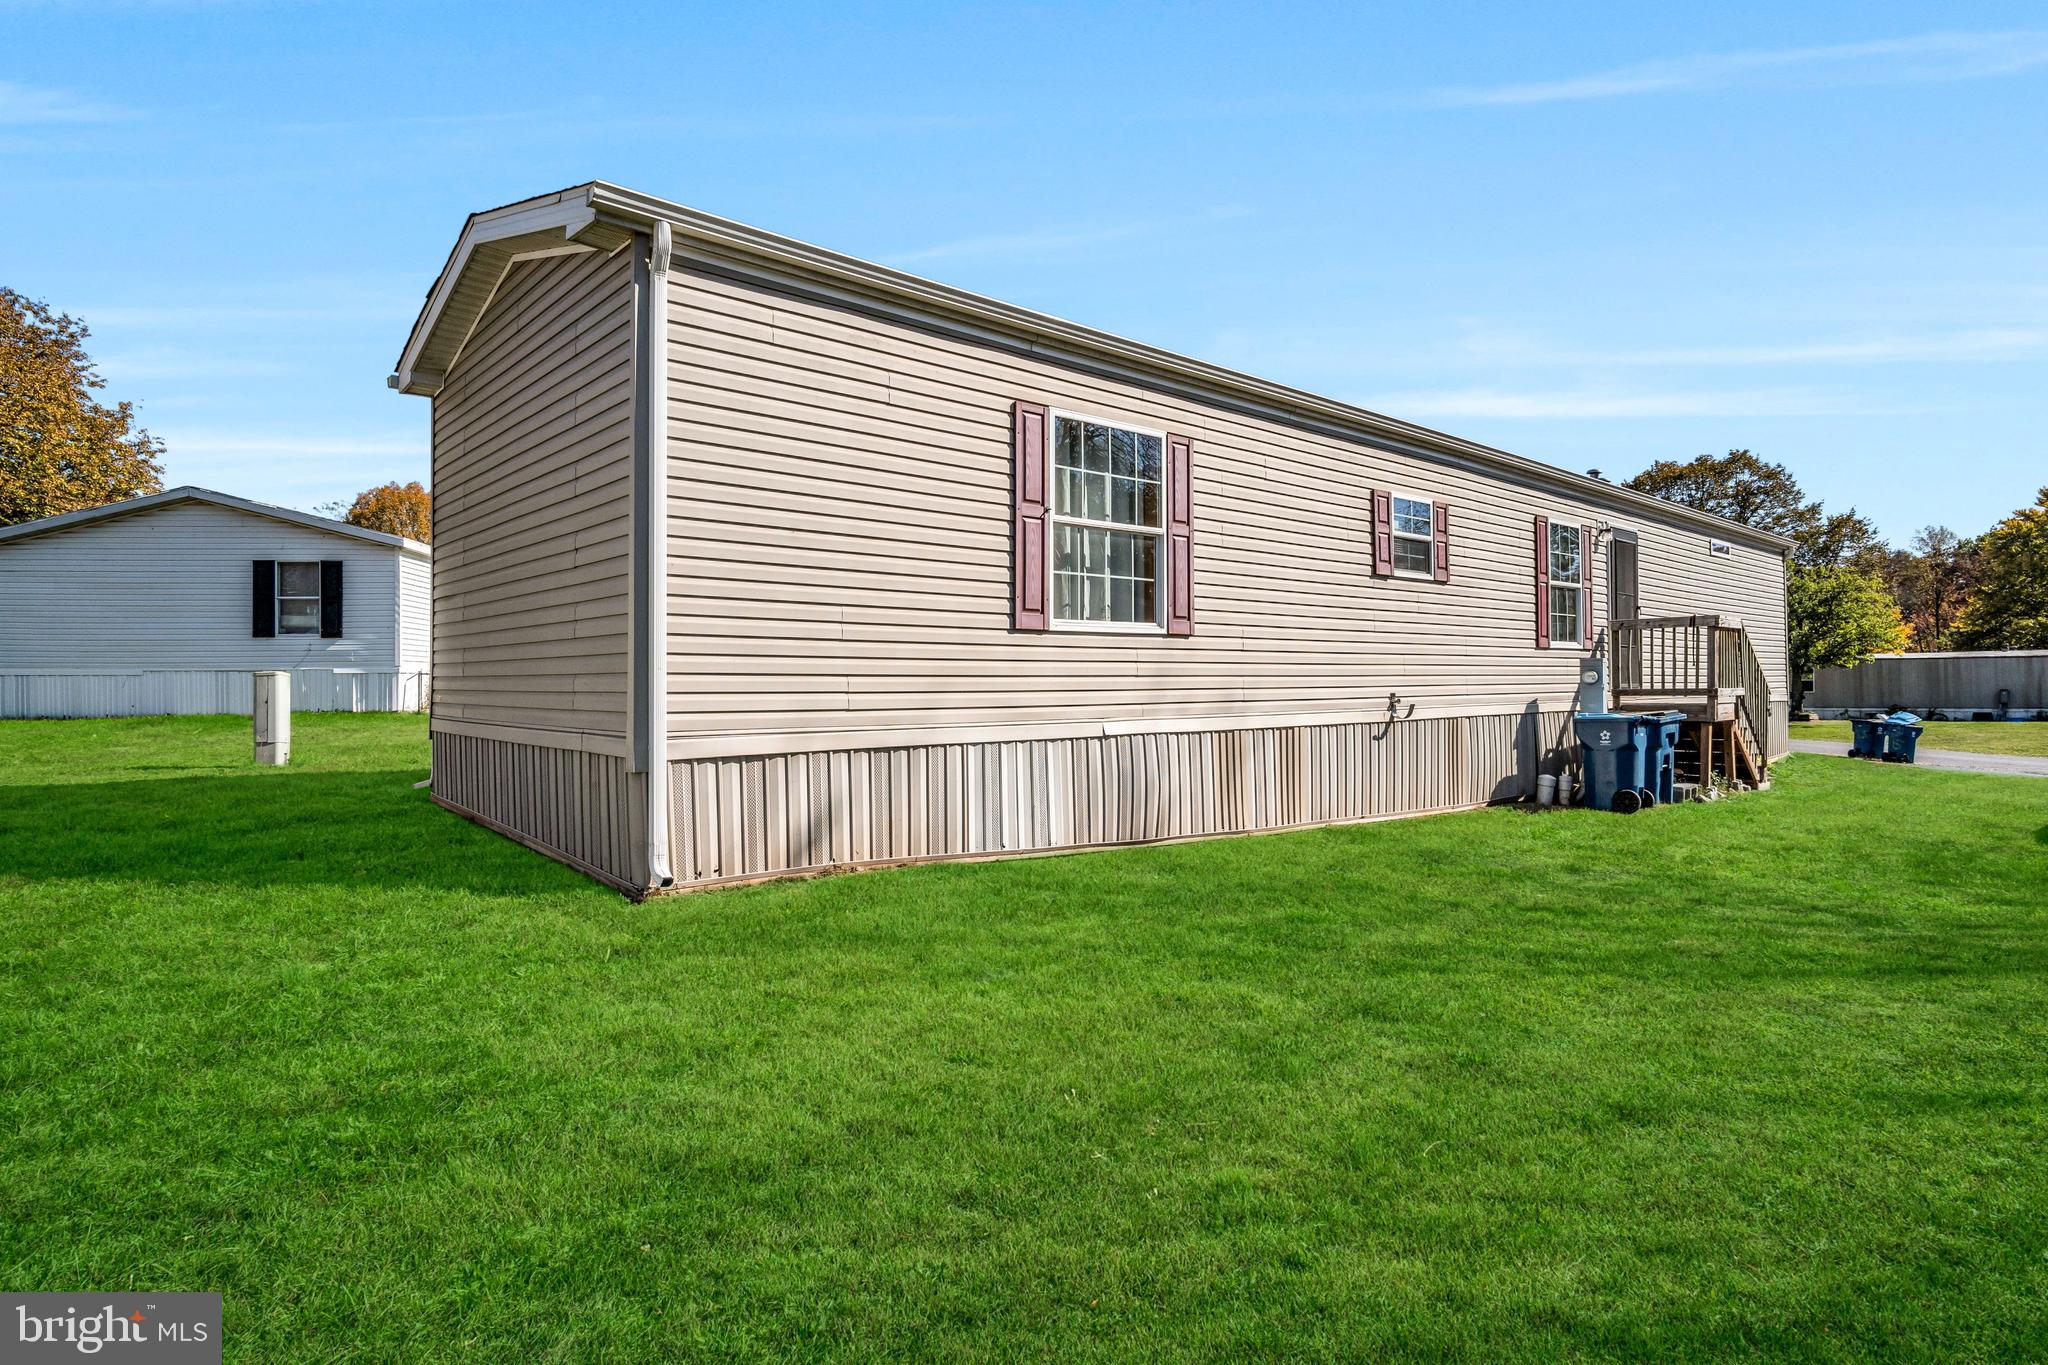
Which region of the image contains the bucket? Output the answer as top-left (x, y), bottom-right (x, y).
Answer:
top-left (1557, 774), bottom-right (1575, 807)
top-left (1536, 773), bottom-right (1558, 807)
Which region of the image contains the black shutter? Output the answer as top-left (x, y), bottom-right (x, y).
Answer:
top-left (320, 560), bottom-right (344, 638)
top-left (252, 560), bottom-right (276, 637)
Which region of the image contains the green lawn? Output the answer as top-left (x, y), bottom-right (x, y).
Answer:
top-left (1791, 719), bottom-right (2048, 758)
top-left (4, 714), bottom-right (2047, 1362)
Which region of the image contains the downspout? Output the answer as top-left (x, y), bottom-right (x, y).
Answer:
top-left (635, 220), bottom-right (676, 889)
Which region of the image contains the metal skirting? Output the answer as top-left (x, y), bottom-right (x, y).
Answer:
top-left (666, 709), bottom-right (1574, 888)
top-left (0, 669), bottom-right (428, 718)
top-left (1807, 653), bottom-right (2046, 716)
top-left (430, 730), bottom-right (639, 890)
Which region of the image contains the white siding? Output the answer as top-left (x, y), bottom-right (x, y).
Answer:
top-left (397, 551), bottom-right (432, 675)
top-left (0, 499), bottom-right (403, 672)
top-left (0, 668), bottom-right (421, 719)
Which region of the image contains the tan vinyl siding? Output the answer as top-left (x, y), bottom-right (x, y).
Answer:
top-left (662, 263), bottom-right (1787, 744)
top-left (1632, 532), bottom-right (1789, 700)
top-left (432, 248), bottom-right (635, 741)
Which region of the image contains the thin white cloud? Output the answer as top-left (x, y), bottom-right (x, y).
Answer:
top-left (1208, 323), bottom-right (2048, 380)
top-left (1422, 30), bottom-right (2048, 107)
top-left (1462, 327), bottom-right (2048, 367)
top-left (94, 350), bottom-right (298, 381)
top-left (0, 79), bottom-right (133, 125)
top-left (1362, 387), bottom-right (1911, 420)
top-left (79, 300), bottom-right (416, 330)
top-left (889, 207), bottom-right (1252, 267)
top-left (161, 433), bottom-right (428, 458)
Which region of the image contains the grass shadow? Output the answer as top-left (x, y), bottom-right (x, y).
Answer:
top-left (0, 771), bottom-right (596, 895)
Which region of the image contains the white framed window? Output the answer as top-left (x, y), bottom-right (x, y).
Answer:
top-left (277, 561), bottom-right (322, 635)
top-left (1548, 522), bottom-right (1583, 646)
top-left (1390, 494), bottom-right (1434, 576)
top-left (1049, 410), bottom-right (1165, 630)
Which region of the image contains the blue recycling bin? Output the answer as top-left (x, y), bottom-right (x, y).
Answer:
top-left (1880, 711), bottom-right (1924, 763)
top-left (1641, 710), bottom-right (1685, 805)
top-left (1573, 712), bottom-right (1653, 812)
top-left (1848, 715), bottom-right (1887, 760)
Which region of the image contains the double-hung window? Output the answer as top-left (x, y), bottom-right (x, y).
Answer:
top-left (277, 561), bottom-right (322, 635)
top-left (1050, 412), bottom-right (1164, 628)
top-left (1390, 496), bottom-right (1434, 576)
top-left (1547, 523), bottom-right (1583, 646)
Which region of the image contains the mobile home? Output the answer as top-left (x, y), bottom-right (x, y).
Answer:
top-left (393, 183), bottom-right (1793, 895)
top-left (0, 486), bottom-right (430, 718)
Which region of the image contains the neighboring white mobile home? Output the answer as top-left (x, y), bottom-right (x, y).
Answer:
top-left (0, 487), bottom-right (430, 717)
top-left (394, 182), bottom-right (1794, 895)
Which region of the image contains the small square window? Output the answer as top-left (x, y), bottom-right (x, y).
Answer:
top-left (1390, 495), bottom-right (1435, 577)
top-left (277, 560), bottom-right (322, 635)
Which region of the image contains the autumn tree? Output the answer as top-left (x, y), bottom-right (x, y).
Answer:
top-left (0, 287), bottom-right (165, 526)
top-left (1951, 489), bottom-right (2048, 650)
top-left (1788, 565), bottom-right (1911, 695)
top-left (341, 480), bottom-right (431, 543)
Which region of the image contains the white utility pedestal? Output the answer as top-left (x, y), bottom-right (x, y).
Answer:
top-left (254, 670), bottom-right (291, 766)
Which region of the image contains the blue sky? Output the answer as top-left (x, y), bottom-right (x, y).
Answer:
top-left (6, 1), bottom-right (2045, 541)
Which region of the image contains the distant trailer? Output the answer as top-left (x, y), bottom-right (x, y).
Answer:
top-left (1807, 651), bottom-right (2047, 720)
top-left (0, 486), bottom-right (430, 718)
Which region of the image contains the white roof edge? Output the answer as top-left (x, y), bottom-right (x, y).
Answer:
top-left (0, 486), bottom-right (431, 556)
top-left (397, 180), bottom-right (1798, 553)
top-left (391, 185), bottom-right (603, 395)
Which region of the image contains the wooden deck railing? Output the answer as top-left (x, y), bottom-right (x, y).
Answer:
top-left (1612, 614), bottom-right (1768, 777)
top-left (1612, 615), bottom-right (1727, 696)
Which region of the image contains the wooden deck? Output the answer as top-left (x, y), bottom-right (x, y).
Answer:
top-left (1612, 616), bottom-right (1770, 788)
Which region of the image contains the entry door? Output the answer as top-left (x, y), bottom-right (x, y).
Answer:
top-left (1610, 537), bottom-right (1640, 624)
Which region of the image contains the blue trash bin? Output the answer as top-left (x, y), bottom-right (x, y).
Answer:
top-left (1880, 711), bottom-right (1924, 763)
top-left (1573, 712), bottom-right (1653, 812)
top-left (1848, 715), bottom-right (1887, 760)
top-left (1641, 710), bottom-right (1685, 805)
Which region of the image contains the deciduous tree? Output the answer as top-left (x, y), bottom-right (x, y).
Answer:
top-left (0, 287), bottom-right (164, 526)
top-left (341, 480), bottom-right (431, 543)
top-left (1626, 449), bottom-right (1877, 567)
top-left (1788, 565), bottom-right (1910, 695)
top-left (1951, 489), bottom-right (2048, 650)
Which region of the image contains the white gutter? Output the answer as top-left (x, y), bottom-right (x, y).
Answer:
top-left (636, 220), bottom-right (675, 889)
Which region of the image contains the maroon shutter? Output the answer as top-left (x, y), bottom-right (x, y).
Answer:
top-left (1166, 432), bottom-right (1193, 636)
top-left (1580, 523), bottom-right (1594, 648)
top-left (1534, 515), bottom-right (1550, 647)
top-left (1011, 400), bottom-right (1048, 631)
top-left (1370, 490), bottom-right (1393, 576)
top-left (1432, 502), bottom-right (1450, 583)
